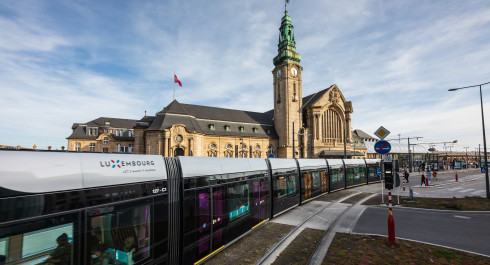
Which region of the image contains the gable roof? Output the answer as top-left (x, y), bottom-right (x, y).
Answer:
top-left (302, 85), bottom-right (334, 109)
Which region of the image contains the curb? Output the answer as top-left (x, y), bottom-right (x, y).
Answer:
top-left (369, 204), bottom-right (490, 214)
top-left (351, 232), bottom-right (490, 258)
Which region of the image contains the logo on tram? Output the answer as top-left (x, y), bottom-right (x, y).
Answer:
top-left (99, 159), bottom-right (156, 168)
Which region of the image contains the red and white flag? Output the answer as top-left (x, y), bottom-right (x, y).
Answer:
top-left (174, 74), bottom-right (182, 87)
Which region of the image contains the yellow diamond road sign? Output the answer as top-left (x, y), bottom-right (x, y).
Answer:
top-left (374, 126), bottom-right (390, 140)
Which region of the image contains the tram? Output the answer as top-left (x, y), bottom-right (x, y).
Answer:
top-left (0, 150), bottom-right (380, 265)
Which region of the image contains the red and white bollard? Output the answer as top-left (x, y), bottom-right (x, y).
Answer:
top-left (425, 170), bottom-right (429, 186)
top-left (402, 177), bottom-right (406, 191)
top-left (455, 171), bottom-right (459, 182)
top-left (388, 191), bottom-right (395, 243)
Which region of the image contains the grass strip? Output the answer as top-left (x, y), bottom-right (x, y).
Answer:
top-left (323, 233), bottom-right (490, 265)
top-left (203, 222), bottom-right (293, 265)
top-left (272, 228), bottom-right (324, 265)
top-left (363, 194), bottom-right (490, 211)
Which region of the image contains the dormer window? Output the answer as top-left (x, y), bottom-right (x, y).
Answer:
top-left (266, 129), bottom-right (271, 135)
top-left (209, 124), bottom-right (215, 131)
top-left (239, 126), bottom-right (245, 133)
top-left (253, 128), bottom-right (258, 133)
top-left (104, 121), bottom-right (111, 125)
top-left (225, 125), bottom-right (231, 132)
top-left (88, 128), bottom-right (98, 136)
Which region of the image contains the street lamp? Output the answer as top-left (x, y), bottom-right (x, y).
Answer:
top-left (449, 81), bottom-right (490, 199)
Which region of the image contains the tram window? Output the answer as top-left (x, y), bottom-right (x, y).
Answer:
top-left (0, 215), bottom-right (75, 265)
top-left (331, 168), bottom-right (343, 183)
top-left (312, 171), bottom-right (321, 189)
top-left (23, 223), bottom-right (73, 258)
top-left (87, 202), bottom-right (151, 264)
top-left (275, 177), bottom-right (287, 198)
top-left (228, 183), bottom-right (250, 221)
top-left (286, 175), bottom-right (296, 195)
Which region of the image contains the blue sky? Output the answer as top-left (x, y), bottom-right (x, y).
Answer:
top-left (1, 0), bottom-right (490, 153)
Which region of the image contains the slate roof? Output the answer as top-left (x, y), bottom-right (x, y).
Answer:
top-left (147, 100), bottom-right (277, 138)
top-left (67, 117), bottom-right (138, 140)
top-left (353, 129), bottom-right (377, 140)
top-left (302, 85), bottom-right (334, 109)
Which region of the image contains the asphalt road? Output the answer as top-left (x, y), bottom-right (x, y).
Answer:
top-left (353, 206), bottom-right (490, 256)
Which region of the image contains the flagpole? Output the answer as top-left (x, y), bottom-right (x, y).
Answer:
top-left (173, 71), bottom-right (175, 101)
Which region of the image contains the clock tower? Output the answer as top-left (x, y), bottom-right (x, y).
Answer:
top-left (273, 6), bottom-right (303, 158)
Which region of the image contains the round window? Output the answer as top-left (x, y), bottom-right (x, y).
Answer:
top-left (255, 144), bottom-right (260, 150)
top-left (175, 134), bottom-right (183, 143)
top-left (210, 143), bottom-right (217, 149)
top-left (226, 144), bottom-right (232, 149)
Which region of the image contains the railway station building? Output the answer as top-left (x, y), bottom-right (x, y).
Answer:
top-left (67, 8), bottom-right (359, 159)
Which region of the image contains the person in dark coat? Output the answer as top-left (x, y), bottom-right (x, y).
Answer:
top-left (420, 174), bottom-right (426, 187)
top-left (40, 233), bottom-right (72, 265)
top-left (404, 170), bottom-right (410, 183)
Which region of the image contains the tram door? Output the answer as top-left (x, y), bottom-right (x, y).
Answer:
top-left (197, 187), bottom-right (225, 260)
top-left (252, 179), bottom-right (267, 222)
top-left (212, 188), bottom-right (224, 249)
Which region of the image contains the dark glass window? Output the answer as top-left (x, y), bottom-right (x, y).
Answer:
top-left (312, 171), bottom-right (321, 189)
top-left (275, 174), bottom-right (296, 198)
top-left (86, 201), bottom-right (151, 264)
top-left (227, 183), bottom-right (250, 221)
top-left (331, 167), bottom-right (344, 183)
top-left (0, 214), bottom-right (76, 264)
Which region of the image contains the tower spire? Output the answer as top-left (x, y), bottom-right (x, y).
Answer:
top-left (273, 3), bottom-right (301, 66)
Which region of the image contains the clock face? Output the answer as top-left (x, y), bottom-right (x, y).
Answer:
top-left (175, 134), bottom-right (183, 143)
top-left (291, 67), bottom-right (297, 76)
top-left (276, 69), bottom-right (282, 78)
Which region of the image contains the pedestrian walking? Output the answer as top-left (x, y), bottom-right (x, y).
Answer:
top-left (432, 170), bottom-right (438, 180)
top-left (420, 174), bottom-right (426, 187)
top-left (403, 170), bottom-right (410, 183)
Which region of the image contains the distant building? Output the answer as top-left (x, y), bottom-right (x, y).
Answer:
top-left (67, 117), bottom-right (137, 153)
top-left (67, 7), bottom-right (360, 159)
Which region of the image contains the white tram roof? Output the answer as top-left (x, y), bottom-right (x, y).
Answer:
top-left (268, 158), bottom-right (298, 170)
top-left (296, 158), bottom-right (327, 168)
top-left (365, 159), bottom-right (381, 165)
top-left (0, 151), bottom-right (166, 193)
top-left (327, 159), bottom-right (344, 167)
top-left (343, 159), bottom-right (366, 166)
top-left (179, 157), bottom-right (268, 178)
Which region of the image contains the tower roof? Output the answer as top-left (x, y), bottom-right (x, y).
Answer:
top-left (273, 5), bottom-right (301, 66)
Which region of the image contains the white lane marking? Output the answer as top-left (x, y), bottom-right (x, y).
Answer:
top-left (453, 215), bottom-right (471, 220)
top-left (459, 188), bottom-right (476, 193)
top-left (448, 187), bottom-right (464, 191)
top-left (470, 190), bottom-right (485, 195)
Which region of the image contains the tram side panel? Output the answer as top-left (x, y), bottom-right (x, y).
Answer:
top-left (365, 159), bottom-right (382, 184)
top-left (344, 159), bottom-right (368, 187)
top-left (296, 159), bottom-right (329, 203)
top-left (267, 159), bottom-right (300, 218)
top-left (0, 151), bottom-right (169, 265)
top-left (327, 159), bottom-right (345, 192)
top-left (178, 157), bottom-right (270, 265)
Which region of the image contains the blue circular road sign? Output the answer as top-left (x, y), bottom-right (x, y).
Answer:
top-left (377, 169), bottom-right (382, 176)
top-left (374, 140), bottom-right (391, 155)
top-left (268, 154), bottom-right (275, 158)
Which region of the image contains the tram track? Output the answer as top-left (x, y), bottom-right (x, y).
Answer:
top-left (256, 191), bottom-right (368, 265)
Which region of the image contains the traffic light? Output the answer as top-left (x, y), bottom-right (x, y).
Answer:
top-left (383, 162), bottom-right (394, 190)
